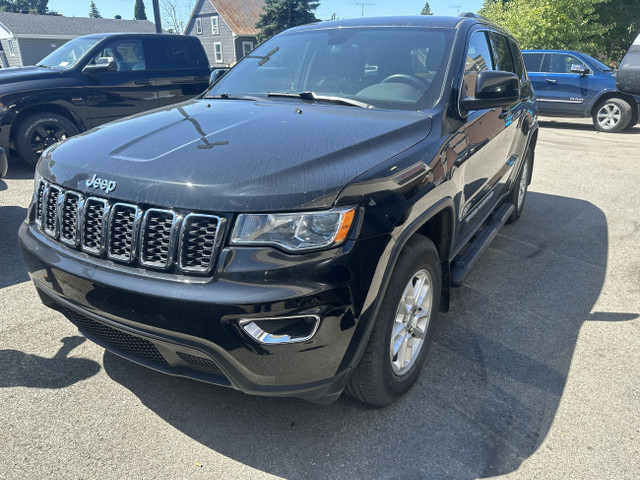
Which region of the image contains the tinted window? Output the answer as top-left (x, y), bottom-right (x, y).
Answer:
top-left (152, 38), bottom-right (207, 69)
top-left (522, 53), bottom-right (543, 72)
top-left (507, 37), bottom-right (526, 80)
top-left (548, 53), bottom-right (585, 73)
top-left (209, 27), bottom-right (454, 110)
top-left (489, 32), bottom-right (515, 73)
top-left (93, 39), bottom-right (146, 71)
top-left (463, 31), bottom-right (493, 98)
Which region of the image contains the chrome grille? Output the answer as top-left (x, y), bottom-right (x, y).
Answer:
top-left (44, 185), bottom-right (61, 238)
top-left (35, 180), bottom-right (47, 227)
top-left (141, 209), bottom-right (175, 269)
top-left (60, 191), bottom-right (82, 246)
top-left (82, 198), bottom-right (107, 254)
top-left (33, 181), bottom-right (224, 276)
top-left (108, 203), bottom-right (139, 262)
top-left (179, 214), bottom-right (222, 273)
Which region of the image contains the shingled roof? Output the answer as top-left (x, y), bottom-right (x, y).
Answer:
top-left (0, 11), bottom-right (156, 39)
top-left (210, 0), bottom-right (265, 36)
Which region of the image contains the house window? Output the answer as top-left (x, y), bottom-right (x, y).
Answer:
top-left (7, 39), bottom-right (16, 56)
top-left (214, 42), bottom-right (223, 63)
top-left (196, 18), bottom-right (202, 35)
top-left (211, 16), bottom-right (219, 35)
top-left (242, 41), bottom-right (253, 58)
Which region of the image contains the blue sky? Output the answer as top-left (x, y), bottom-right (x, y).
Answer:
top-left (47, 0), bottom-right (485, 24)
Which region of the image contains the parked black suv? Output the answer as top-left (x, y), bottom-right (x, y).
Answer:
top-left (0, 33), bottom-right (210, 167)
top-left (20, 16), bottom-right (538, 406)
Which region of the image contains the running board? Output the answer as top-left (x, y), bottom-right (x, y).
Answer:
top-left (450, 203), bottom-right (515, 287)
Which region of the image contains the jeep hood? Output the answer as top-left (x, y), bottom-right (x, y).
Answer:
top-left (40, 99), bottom-right (431, 211)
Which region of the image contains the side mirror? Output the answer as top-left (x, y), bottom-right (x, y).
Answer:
top-left (82, 56), bottom-right (116, 74)
top-left (570, 64), bottom-right (590, 75)
top-left (616, 35), bottom-right (640, 95)
top-left (460, 70), bottom-right (520, 111)
top-left (210, 68), bottom-right (229, 84)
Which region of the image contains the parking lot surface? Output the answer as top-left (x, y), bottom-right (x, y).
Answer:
top-left (1, 117), bottom-right (639, 479)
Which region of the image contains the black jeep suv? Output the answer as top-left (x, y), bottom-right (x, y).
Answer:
top-left (20, 15), bottom-right (538, 407)
top-left (0, 33), bottom-right (210, 167)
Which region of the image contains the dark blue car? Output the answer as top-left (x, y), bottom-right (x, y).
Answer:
top-left (523, 49), bottom-right (640, 132)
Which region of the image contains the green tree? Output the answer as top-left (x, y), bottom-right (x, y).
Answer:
top-left (420, 2), bottom-right (433, 15)
top-left (0, 0), bottom-right (49, 14)
top-left (586, 0), bottom-right (640, 62)
top-left (89, 1), bottom-right (101, 18)
top-left (479, 0), bottom-right (627, 60)
top-left (134, 0), bottom-right (147, 20)
top-left (255, 0), bottom-right (319, 43)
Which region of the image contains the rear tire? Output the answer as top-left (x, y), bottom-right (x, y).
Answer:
top-left (346, 235), bottom-right (441, 407)
top-left (592, 97), bottom-right (633, 133)
top-left (15, 113), bottom-right (79, 167)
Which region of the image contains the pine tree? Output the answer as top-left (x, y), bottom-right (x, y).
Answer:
top-left (255, 0), bottom-right (319, 43)
top-left (134, 0), bottom-right (147, 20)
top-left (420, 2), bottom-right (433, 15)
top-left (89, 1), bottom-right (101, 18)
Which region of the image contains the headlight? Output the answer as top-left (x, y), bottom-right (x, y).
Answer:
top-left (231, 207), bottom-right (356, 252)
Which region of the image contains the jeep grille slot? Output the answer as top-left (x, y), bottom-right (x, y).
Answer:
top-left (141, 209), bottom-right (176, 269)
top-left (82, 198), bottom-right (107, 254)
top-left (35, 180), bottom-right (47, 227)
top-left (179, 214), bottom-right (222, 273)
top-left (44, 185), bottom-right (61, 238)
top-left (108, 203), bottom-right (138, 262)
top-left (60, 191), bottom-right (81, 246)
top-left (31, 182), bottom-right (223, 276)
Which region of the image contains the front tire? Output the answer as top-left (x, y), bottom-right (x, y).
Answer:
top-left (15, 113), bottom-right (79, 167)
top-left (506, 149), bottom-right (533, 224)
top-left (346, 235), bottom-right (441, 407)
top-left (593, 97), bottom-right (633, 133)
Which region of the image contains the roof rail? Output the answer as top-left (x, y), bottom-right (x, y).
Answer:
top-left (459, 12), bottom-right (487, 19)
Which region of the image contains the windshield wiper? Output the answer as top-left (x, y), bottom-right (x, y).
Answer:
top-left (267, 91), bottom-right (372, 109)
top-left (246, 47), bottom-right (279, 66)
top-left (205, 93), bottom-right (261, 101)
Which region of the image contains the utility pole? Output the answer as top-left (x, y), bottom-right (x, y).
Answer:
top-left (449, 5), bottom-right (461, 15)
top-left (348, 2), bottom-right (375, 17)
top-left (152, 0), bottom-right (162, 33)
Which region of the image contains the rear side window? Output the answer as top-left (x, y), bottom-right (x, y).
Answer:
top-left (507, 37), bottom-right (526, 81)
top-left (522, 53), bottom-right (543, 72)
top-left (488, 32), bottom-right (515, 73)
top-left (152, 38), bottom-right (207, 69)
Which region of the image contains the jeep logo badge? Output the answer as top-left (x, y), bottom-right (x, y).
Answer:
top-left (86, 173), bottom-right (117, 194)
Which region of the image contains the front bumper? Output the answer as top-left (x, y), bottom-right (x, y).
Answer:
top-left (19, 220), bottom-right (384, 402)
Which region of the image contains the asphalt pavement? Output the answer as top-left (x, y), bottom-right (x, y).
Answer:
top-left (1, 117), bottom-right (638, 479)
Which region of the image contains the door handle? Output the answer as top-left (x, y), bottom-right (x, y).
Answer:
top-left (545, 79), bottom-right (557, 84)
top-left (135, 79), bottom-right (152, 86)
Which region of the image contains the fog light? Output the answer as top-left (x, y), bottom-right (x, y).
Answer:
top-left (239, 315), bottom-right (320, 344)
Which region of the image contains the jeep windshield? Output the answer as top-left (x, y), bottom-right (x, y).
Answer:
top-left (207, 27), bottom-right (454, 110)
top-left (37, 36), bottom-right (101, 69)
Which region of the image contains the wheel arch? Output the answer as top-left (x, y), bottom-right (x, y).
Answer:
top-left (9, 103), bottom-right (86, 148)
top-left (588, 91), bottom-right (638, 124)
